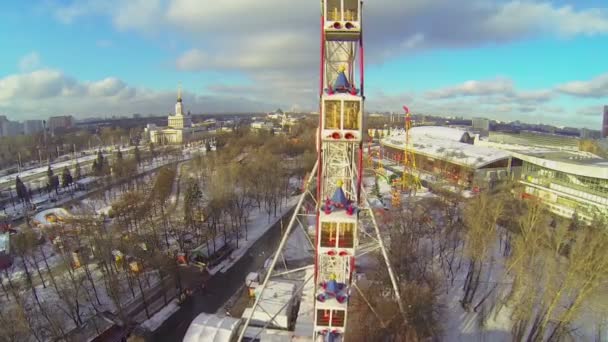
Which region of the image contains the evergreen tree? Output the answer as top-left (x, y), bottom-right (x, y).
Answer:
top-left (91, 160), bottom-right (98, 175)
top-left (372, 176), bottom-right (381, 199)
top-left (183, 178), bottom-right (202, 226)
top-left (46, 166), bottom-right (54, 193)
top-left (51, 175), bottom-right (60, 194)
top-left (116, 148), bottom-right (123, 161)
top-left (134, 146), bottom-right (141, 165)
top-left (149, 142), bottom-right (156, 158)
top-left (94, 150), bottom-right (106, 175)
top-left (15, 176), bottom-right (28, 204)
top-left (61, 167), bottom-right (73, 188)
top-left (96, 150), bottom-right (104, 168)
top-left (74, 162), bottom-right (82, 180)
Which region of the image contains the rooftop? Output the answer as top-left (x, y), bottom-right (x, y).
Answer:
top-left (182, 313), bottom-right (241, 342)
top-left (476, 140), bottom-right (608, 179)
top-left (242, 280), bottom-right (296, 330)
top-left (382, 126), bottom-right (510, 169)
top-left (519, 150), bottom-right (607, 167)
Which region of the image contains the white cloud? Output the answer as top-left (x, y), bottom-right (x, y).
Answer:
top-left (18, 52), bottom-right (41, 71)
top-left (484, 2), bottom-right (608, 38)
top-left (87, 77), bottom-right (128, 97)
top-left (176, 32), bottom-right (316, 71)
top-left (576, 104), bottom-right (606, 117)
top-left (400, 34), bottom-right (425, 49)
top-left (51, 1), bottom-right (608, 62)
top-left (556, 73), bottom-right (608, 98)
top-left (425, 78), bottom-right (515, 99)
top-left (42, 0), bottom-right (608, 127)
top-left (112, 0), bottom-right (164, 32)
top-left (0, 69), bottom-right (278, 120)
top-left (53, 0), bottom-right (112, 24)
top-left (424, 78), bottom-right (555, 108)
top-left (0, 68), bottom-right (601, 128)
top-left (96, 39), bottom-right (113, 48)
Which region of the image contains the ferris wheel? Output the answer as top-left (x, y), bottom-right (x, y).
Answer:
top-left (238, 2), bottom-right (405, 341)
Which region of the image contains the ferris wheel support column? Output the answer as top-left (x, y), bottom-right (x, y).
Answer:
top-left (364, 190), bottom-right (407, 320)
top-left (359, 6), bottom-right (365, 98)
top-left (356, 8), bottom-right (365, 204)
top-left (315, 13), bottom-right (326, 282)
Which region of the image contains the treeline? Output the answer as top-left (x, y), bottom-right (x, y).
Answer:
top-left (351, 183), bottom-right (608, 341)
top-left (183, 121), bottom-right (317, 252)
top-left (0, 169), bottom-right (172, 341)
top-left (0, 119), bottom-right (318, 341)
top-left (0, 127), bottom-right (140, 171)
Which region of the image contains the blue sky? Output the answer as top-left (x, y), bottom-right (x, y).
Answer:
top-left (0, 0), bottom-right (607, 129)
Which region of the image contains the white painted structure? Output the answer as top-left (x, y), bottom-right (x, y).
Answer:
top-left (324, 0), bottom-right (361, 41)
top-left (242, 280), bottom-right (297, 330)
top-left (147, 86), bottom-right (206, 145)
top-left (383, 127), bottom-right (510, 169)
top-left (182, 313), bottom-right (241, 342)
top-left (508, 149), bottom-right (607, 222)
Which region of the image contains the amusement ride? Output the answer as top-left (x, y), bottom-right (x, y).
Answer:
top-left (238, 1), bottom-right (405, 341)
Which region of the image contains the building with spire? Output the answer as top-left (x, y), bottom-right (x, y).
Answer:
top-left (168, 85), bottom-right (192, 129)
top-left (145, 85), bottom-right (206, 144)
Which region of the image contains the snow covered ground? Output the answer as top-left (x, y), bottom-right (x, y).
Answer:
top-left (0, 154), bottom-right (98, 187)
top-left (209, 196), bottom-right (300, 276)
top-left (141, 299), bottom-right (180, 332)
top-left (364, 170), bottom-right (606, 341)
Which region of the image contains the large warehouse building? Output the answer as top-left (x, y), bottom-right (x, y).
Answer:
top-left (380, 126), bottom-right (517, 191)
top-left (381, 126), bottom-right (608, 223)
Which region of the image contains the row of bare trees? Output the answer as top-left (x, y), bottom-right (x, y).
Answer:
top-left (183, 125), bottom-right (316, 254)
top-left (0, 164), bottom-right (182, 341)
top-left (350, 180), bottom-right (608, 341)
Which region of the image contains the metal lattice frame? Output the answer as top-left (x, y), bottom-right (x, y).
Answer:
top-left (236, 2), bottom-right (405, 340)
top-left (325, 41), bottom-right (356, 89)
top-left (236, 163), bottom-right (405, 341)
top-left (403, 107), bottom-right (422, 191)
top-left (322, 142), bottom-right (356, 200)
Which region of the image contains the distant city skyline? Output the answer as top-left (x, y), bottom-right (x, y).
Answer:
top-left (0, 1), bottom-right (607, 129)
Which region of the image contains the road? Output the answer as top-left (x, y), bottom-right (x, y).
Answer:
top-left (149, 210), bottom-right (291, 341)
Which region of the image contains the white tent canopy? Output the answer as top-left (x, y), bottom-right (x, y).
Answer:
top-left (182, 313), bottom-right (241, 342)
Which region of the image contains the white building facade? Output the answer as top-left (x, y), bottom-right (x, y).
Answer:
top-left (147, 87), bottom-right (207, 145)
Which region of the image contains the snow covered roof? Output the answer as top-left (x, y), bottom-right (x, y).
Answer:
top-left (408, 126), bottom-right (472, 142)
top-left (382, 126), bottom-right (510, 169)
top-left (246, 272), bottom-right (260, 287)
top-left (476, 140), bottom-right (608, 179)
top-left (242, 280), bottom-right (296, 330)
top-left (243, 327), bottom-right (293, 341)
top-left (182, 313), bottom-right (241, 342)
top-left (512, 150), bottom-right (608, 179)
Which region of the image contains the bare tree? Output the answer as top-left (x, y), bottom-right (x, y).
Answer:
top-left (460, 191), bottom-right (504, 311)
